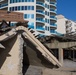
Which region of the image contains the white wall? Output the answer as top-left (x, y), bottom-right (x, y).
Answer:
top-left (56, 15), bottom-right (67, 34)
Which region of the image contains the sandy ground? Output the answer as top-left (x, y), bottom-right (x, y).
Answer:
top-left (57, 59), bottom-right (76, 71)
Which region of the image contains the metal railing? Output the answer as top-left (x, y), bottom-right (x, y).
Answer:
top-left (36, 10), bottom-right (44, 15)
top-left (36, 2), bottom-right (44, 7)
top-left (36, 18), bottom-right (45, 22)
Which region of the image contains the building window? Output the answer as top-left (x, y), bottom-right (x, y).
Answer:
top-left (25, 6), bottom-right (27, 10)
top-left (36, 25), bottom-right (44, 30)
top-left (24, 14), bottom-right (34, 19)
top-left (27, 6), bottom-right (34, 10)
top-left (48, 19), bottom-right (49, 23)
top-left (22, 0), bottom-right (25, 2)
top-left (28, 6), bottom-right (31, 10)
top-left (15, 6), bottom-right (17, 11)
top-left (45, 26), bottom-right (47, 30)
top-left (18, 6), bottom-right (20, 10)
top-left (45, 26), bottom-right (50, 31)
top-left (48, 27), bottom-right (49, 31)
top-left (21, 6), bottom-right (24, 10)
top-left (50, 29), bottom-right (55, 33)
top-left (48, 12), bottom-right (49, 16)
top-left (9, 6), bottom-right (34, 11)
top-left (32, 6), bottom-right (34, 10)
top-left (45, 11), bottom-right (47, 15)
top-left (45, 3), bottom-right (49, 9)
top-left (10, 0), bottom-right (34, 3)
top-left (28, 22), bottom-right (34, 29)
top-left (24, 14), bottom-right (27, 18)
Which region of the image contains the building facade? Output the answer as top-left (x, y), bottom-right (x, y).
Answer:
top-left (56, 15), bottom-right (76, 35)
top-left (66, 20), bottom-right (76, 34)
top-left (0, 0), bottom-right (57, 35)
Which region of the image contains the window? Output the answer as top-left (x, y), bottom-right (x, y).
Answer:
top-left (48, 12), bottom-right (49, 16)
top-left (18, 6), bottom-right (20, 10)
top-left (21, 6), bottom-right (24, 10)
top-left (9, 7), bottom-right (11, 11)
top-left (45, 26), bottom-right (47, 30)
top-left (48, 19), bottom-right (49, 23)
top-left (32, 0), bottom-right (34, 2)
top-left (32, 6), bottom-right (34, 10)
top-left (45, 11), bottom-right (47, 15)
top-left (15, 6), bottom-right (17, 11)
top-left (45, 18), bottom-right (47, 23)
top-left (25, 6), bottom-right (27, 10)
top-left (27, 6), bottom-right (34, 10)
top-left (45, 26), bottom-right (49, 31)
top-left (28, 6), bottom-right (31, 10)
top-left (9, 6), bottom-right (34, 11)
top-left (48, 5), bottom-right (49, 9)
top-left (27, 0), bottom-right (30, 2)
top-left (36, 25), bottom-right (44, 30)
top-left (45, 4), bottom-right (47, 8)
top-left (22, 0), bottom-right (25, 2)
top-left (25, 0), bottom-right (27, 2)
top-left (48, 27), bottom-right (49, 31)
top-left (28, 22), bottom-right (34, 25)
top-left (24, 14), bottom-right (34, 19)
top-left (10, 0), bottom-right (34, 3)
top-left (24, 14), bottom-right (27, 18)
top-left (28, 22), bottom-right (34, 29)
top-left (50, 29), bottom-right (55, 33)
top-left (12, 7), bottom-right (14, 11)
top-left (31, 14), bottom-right (34, 18)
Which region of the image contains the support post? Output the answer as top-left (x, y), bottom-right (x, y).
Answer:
top-left (59, 48), bottom-right (63, 65)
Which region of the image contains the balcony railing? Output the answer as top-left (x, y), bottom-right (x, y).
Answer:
top-left (36, 18), bottom-right (45, 23)
top-left (0, 3), bottom-right (8, 8)
top-left (50, 2), bottom-right (56, 6)
top-left (36, 27), bottom-right (44, 30)
top-left (50, 9), bottom-right (56, 13)
top-left (36, 10), bottom-right (45, 15)
top-left (50, 16), bottom-right (57, 20)
top-left (36, 2), bottom-right (44, 7)
top-left (50, 29), bottom-right (56, 33)
top-left (50, 24), bottom-right (57, 27)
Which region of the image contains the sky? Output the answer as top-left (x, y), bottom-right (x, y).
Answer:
top-left (57, 0), bottom-right (76, 21)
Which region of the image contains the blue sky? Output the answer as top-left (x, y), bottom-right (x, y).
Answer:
top-left (57, 0), bottom-right (76, 21)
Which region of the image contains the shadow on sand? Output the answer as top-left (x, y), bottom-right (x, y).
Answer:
top-left (0, 35), bottom-right (17, 69)
top-left (22, 36), bottom-right (57, 75)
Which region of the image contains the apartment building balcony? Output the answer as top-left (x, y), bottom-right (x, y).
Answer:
top-left (50, 24), bottom-right (57, 29)
top-left (50, 8), bottom-right (56, 14)
top-left (50, 2), bottom-right (56, 7)
top-left (50, 29), bottom-right (56, 34)
top-left (50, 16), bottom-right (57, 22)
top-left (36, 27), bottom-right (45, 32)
top-left (36, 10), bottom-right (45, 16)
top-left (0, 3), bottom-right (8, 9)
top-left (36, 1), bottom-right (45, 8)
top-left (66, 24), bottom-right (72, 28)
top-left (36, 18), bottom-right (45, 24)
top-left (66, 27), bottom-right (72, 32)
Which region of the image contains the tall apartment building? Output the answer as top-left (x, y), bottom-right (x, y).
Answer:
top-left (56, 15), bottom-right (76, 34)
top-left (0, 0), bottom-right (57, 35)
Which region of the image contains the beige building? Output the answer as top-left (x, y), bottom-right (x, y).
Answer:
top-left (56, 15), bottom-right (76, 34)
top-left (56, 15), bottom-right (67, 34)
